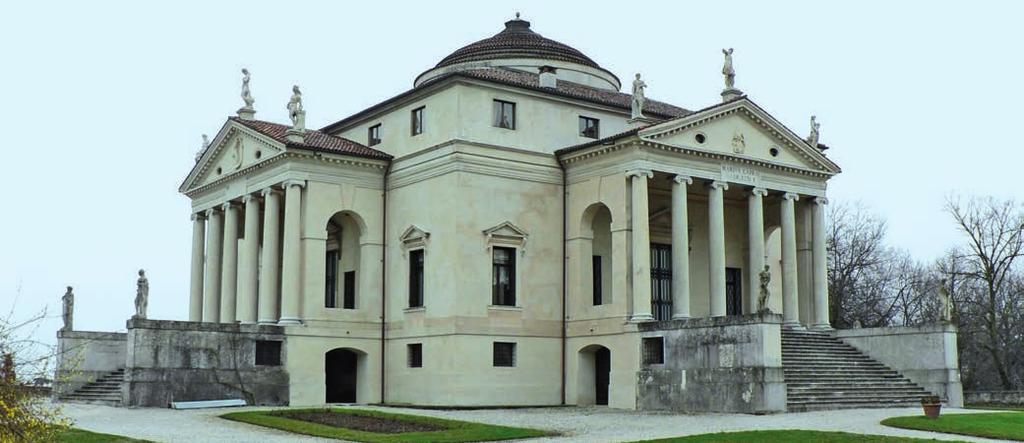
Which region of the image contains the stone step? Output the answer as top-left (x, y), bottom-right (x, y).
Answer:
top-left (784, 370), bottom-right (899, 377)
top-left (788, 391), bottom-right (930, 400)
top-left (788, 382), bottom-right (923, 389)
top-left (783, 359), bottom-right (883, 365)
top-left (788, 400), bottom-right (924, 412)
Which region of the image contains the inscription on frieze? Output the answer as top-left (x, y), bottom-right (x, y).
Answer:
top-left (721, 163), bottom-right (760, 186)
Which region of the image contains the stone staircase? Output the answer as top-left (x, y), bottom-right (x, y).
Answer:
top-left (782, 329), bottom-right (933, 412)
top-left (61, 368), bottom-right (124, 406)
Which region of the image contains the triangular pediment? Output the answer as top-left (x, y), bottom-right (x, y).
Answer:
top-left (399, 225), bottom-right (431, 249)
top-left (482, 221), bottom-right (528, 239)
top-left (180, 119), bottom-right (286, 193)
top-left (639, 98), bottom-right (840, 175)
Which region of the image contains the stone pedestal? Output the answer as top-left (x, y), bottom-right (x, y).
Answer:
top-left (721, 88), bottom-right (743, 102)
top-left (236, 107), bottom-right (256, 120)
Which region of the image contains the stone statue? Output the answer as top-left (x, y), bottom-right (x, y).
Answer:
top-left (631, 73), bottom-right (646, 119)
top-left (240, 68), bottom-right (254, 109)
top-left (853, 319), bottom-right (862, 329)
top-left (287, 85), bottom-right (306, 132)
top-left (722, 48), bottom-right (736, 89)
top-left (196, 134), bottom-right (209, 162)
top-left (807, 115), bottom-right (820, 148)
top-left (61, 286), bottom-right (74, 332)
top-left (938, 279), bottom-right (953, 323)
top-left (134, 269), bottom-right (149, 320)
top-left (757, 265), bottom-right (771, 313)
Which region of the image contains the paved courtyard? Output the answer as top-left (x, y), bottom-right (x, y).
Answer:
top-left (62, 403), bottom-right (1011, 443)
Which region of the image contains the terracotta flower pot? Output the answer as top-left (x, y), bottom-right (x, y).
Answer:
top-left (922, 403), bottom-right (942, 419)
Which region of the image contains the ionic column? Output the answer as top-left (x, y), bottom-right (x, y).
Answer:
top-left (202, 208), bottom-right (224, 323)
top-left (747, 188), bottom-right (767, 314)
top-left (670, 175), bottom-right (692, 319)
top-left (279, 180), bottom-right (305, 325)
top-left (237, 194), bottom-right (261, 324)
top-left (628, 169), bottom-right (654, 322)
top-left (781, 192), bottom-right (800, 327)
top-left (188, 213), bottom-right (206, 322)
top-left (811, 197), bottom-right (831, 329)
top-left (258, 189), bottom-right (282, 325)
top-left (219, 202), bottom-right (240, 323)
top-left (708, 181), bottom-right (729, 317)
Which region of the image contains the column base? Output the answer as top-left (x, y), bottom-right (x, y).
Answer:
top-left (629, 314), bottom-right (656, 323)
top-left (258, 319), bottom-right (278, 325)
top-left (783, 322), bottom-right (806, 330)
top-left (671, 314), bottom-right (691, 320)
top-left (277, 317), bottom-right (302, 325)
top-left (810, 324), bottom-right (833, 331)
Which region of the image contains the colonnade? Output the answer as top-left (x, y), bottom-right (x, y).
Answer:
top-left (188, 180), bottom-right (306, 325)
top-left (626, 169), bottom-right (831, 329)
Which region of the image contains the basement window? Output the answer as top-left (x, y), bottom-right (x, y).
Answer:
top-left (642, 337), bottom-right (664, 365)
top-left (408, 343), bottom-right (423, 368)
top-left (255, 340), bottom-right (282, 366)
top-left (493, 342), bottom-right (516, 367)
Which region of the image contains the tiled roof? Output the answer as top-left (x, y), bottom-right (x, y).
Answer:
top-left (554, 127), bottom-right (645, 156)
top-left (436, 18), bottom-right (600, 69)
top-left (231, 117), bottom-right (391, 160)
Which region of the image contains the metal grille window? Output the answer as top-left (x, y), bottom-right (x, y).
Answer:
top-left (255, 340), bottom-right (282, 366)
top-left (409, 249), bottom-right (424, 307)
top-left (368, 124), bottom-right (382, 146)
top-left (492, 247), bottom-right (516, 306)
top-left (411, 106), bottom-right (424, 136)
top-left (592, 255), bottom-right (603, 305)
top-left (325, 250), bottom-right (339, 308)
top-left (407, 343), bottom-right (422, 368)
top-left (651, 244), bottom-right (673, 321)
top-left (493, 342), bottom-right (516, 367)
top-left (642, 337), bottom-right (664, 365)
top-left (492, 100), bottom-right (516, 129)
top-left (343, 271), bottom-right (356, 309)
top-left (579, 116), bottom-right (600, 139)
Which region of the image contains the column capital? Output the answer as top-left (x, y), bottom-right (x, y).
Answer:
top-left (221, 201), bottom-right (239, 211)
top-left (204, 207), bottom-right (221, 217)
top-left (750, 187), bottom-right (768, 197)
top-left (812, 196), bottom-right (830, 205)
top-left (671, 174), bottom-right (693, 185)
top-left (625, 168), bottom-right (653, 179)
top-left (241, 193), bottom-right (257, 204)
top-left (782, 192), bottom-right (800, 201)
top-left (191, 212), bottom-right (206, 222)
top-left (260, 187), bottom-right (282, 198)
top-left (708, 180), bottom-right (729, 191)
top-left (281, 179), bottom-right (306, 189)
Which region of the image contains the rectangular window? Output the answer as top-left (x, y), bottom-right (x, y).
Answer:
top-left (409, 249), bottom-right (424, 307)
top-left (493, 342), bottom-right (516, 367)
top-left (642, 337), bottom-right (665, 365)
top-left (407, 343), bottom-right (422, 368)
top-left (492, 100), bottom-right (516, 129)
top-left (255, 340), bottom-right (282, 366)
top-left (579, 116), bottom-right (600, 139)
top-left (343, 270), bottom-right (356, 309)
top-left (325, 250), bottom-right (339, 308)
top-left (592, 255), bottom-right (603, 305)
top-left (492, 247), bottom-right (516, 306)
top-left (410, 106), bottom-right (424, 136)
top-left (368, 124), bottom-right (382, 146)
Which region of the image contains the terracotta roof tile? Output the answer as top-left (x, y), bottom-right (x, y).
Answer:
top-left (231, 117), bottom-right (391, 160)
top-left (437, 19), bottom-right (600, 69)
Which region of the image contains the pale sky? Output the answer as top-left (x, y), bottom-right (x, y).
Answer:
top-left (1, 1), bottom-right (1022, 346)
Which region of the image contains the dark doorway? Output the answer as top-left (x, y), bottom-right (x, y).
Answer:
top-left (725, 267), bottom-right (742, 316)
top-left (650, 243), bottom-right (672, 321)
top-left (325, 349), bottom-right (358, 403)
top-left (595, 347), bottom-right (611, 406)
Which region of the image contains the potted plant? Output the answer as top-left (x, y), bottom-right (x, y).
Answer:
top-left (921, 395), bottom-right (942, 419)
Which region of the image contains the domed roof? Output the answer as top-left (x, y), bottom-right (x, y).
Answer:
top-left (435, 17), bottom-right (601, 69)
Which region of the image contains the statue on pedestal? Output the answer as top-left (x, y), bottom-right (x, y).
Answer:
top-left (61, 286), bottom-right (74, 332)
top-left (134, 269), bottom-right (149, 320)
top-left (722, 48), bottom-right (736, 89)
top-left (807, 115), bottom-right (821, 148)
top-left (196, 134), bottom-right (209, 162)
top-left (241, 68), bottom-right (255, 109)
top-left (631, 73), bottom-right (646, 119)
top-left (287, 85), bottom-right (306, 132)
top-left (757, 265), bottom-right (772, 313)
top-left (938, 279), bottom-right (953, 323)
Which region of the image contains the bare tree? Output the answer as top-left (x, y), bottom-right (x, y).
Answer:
top-left (945, 196), bottom-right (1024, 389)
top-left (827, 202), bottom-right (889, 327)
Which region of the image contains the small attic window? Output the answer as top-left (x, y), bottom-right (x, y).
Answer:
top-left (216, 167), bottom-right (223, 175)
top-left (769, 147), bottom-right (780, 157)
top-left (695, 133), bottom-right (707, 144)
top-left (255, 150), bottom-right (262, 159)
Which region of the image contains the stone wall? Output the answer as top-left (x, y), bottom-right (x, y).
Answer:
top-left (964, 390), bottom-right (1024, 406)
top-left (636, 313), bottom-right (786, 414)
top-left (124, 319), bottom-right (288, 407)
top-left (53, 330), bottom-right (127, 397)
top-left (835, 323), bottom-right (963, 407)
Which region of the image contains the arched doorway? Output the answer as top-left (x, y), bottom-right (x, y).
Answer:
top-left (325, 348), bottom-right (358, 403)
top-left (577, 345), bottom-right (611, 406)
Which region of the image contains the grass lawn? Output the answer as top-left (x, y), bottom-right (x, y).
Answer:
top-left (881, 411), bottom-right (1024, 441)
top-left (966, 403), bottom-right (1024, 412)
top-left (58, 428), bottom-right (152, 442)
top-left (633, 430), bottom-right (960, 442)
top-left (221, 407), bottom-right (553, 442)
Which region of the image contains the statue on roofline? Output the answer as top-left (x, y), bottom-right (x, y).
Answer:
top-left (807, 115), bottom-right (821, 148)
top-left (722, 48), bottom-right (736, 89)
top-left (631, 73), bottom-right (646, 119)
top-left (287, 85), bottom-right (305, 132)
top-left (241, 68), bottom-right (254, 109)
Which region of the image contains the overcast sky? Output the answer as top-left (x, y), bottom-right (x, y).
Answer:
top-left (2, 1), bottom-right (1022, 346)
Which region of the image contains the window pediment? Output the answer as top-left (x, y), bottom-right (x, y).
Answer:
top-left (399, 225), bottom-right (430, 253)
top-left (483, 221), bottom-right (528, 253)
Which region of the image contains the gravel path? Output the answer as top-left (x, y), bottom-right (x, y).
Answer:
top-left (62, 402), bottom-right (1012, 443)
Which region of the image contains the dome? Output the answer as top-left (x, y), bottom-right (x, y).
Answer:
top-left (435, 18), bottom-right (600, 69)
top-left (415, 17), bottom-right (621, 91)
